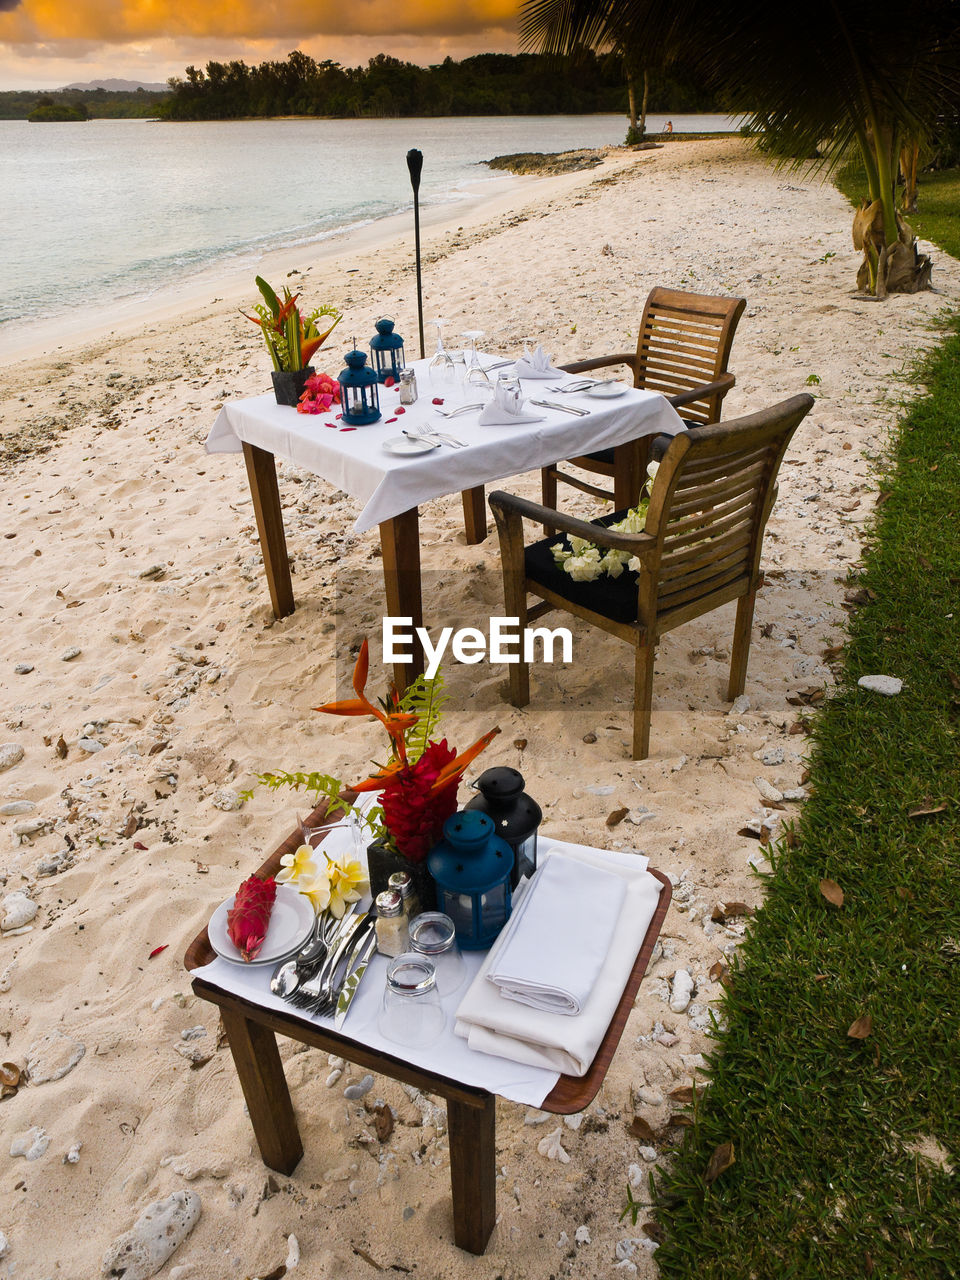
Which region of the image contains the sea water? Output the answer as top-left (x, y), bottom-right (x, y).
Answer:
top-left (0, 113), bottom-right (738, 343)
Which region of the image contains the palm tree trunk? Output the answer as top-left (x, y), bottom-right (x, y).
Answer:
top-left (627, 78), bottom-right (638, 131)
top-left (640, 69), bottom-right (649, 135)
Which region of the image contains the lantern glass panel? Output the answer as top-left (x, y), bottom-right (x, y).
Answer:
top-left (480, 885), bottom-right (507, 933)
top-left (439, 888), bottom-right (474, 936)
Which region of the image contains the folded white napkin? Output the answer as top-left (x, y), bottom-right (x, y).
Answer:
top-left (478, 376), bottom-right (545, 426)
top-left (455, 847), bottom-right (663, 1076)
top-left (514, 344), bottom-right (557, 379)
top-left (487, 855), bottom-right (626, 1014)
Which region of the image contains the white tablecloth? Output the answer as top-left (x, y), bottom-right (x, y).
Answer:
top-left (206, 360), bottom-right (684, 533)
top-left (190, 837), bottom-right (657, 1108)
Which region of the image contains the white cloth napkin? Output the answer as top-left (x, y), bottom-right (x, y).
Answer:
top-left (477, 376), bottom-right (545, 426)
top-left (455, 847), bottom-right (663, 1076)
top-left (486, 855), bottom-right (626, 1014)
top-left (514, 344), bottom-right (557, 379)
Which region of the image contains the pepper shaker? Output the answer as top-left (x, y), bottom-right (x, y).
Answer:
top-left (388, 869), bottom-right (420, 923)
top-left (375, 890), bottom-right (409, 958)
top-left (399, 367), bottom-right (418, 405)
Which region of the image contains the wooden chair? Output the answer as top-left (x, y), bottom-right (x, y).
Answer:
top-left (490, 394), bottom-right (814, 759)
top-left (542, 287), bottom-right (747, 516)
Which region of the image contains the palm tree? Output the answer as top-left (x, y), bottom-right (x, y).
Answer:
top-left (520, 0), bottom-right (960, 296)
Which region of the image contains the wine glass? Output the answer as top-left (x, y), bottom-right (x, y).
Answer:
top-left (462, 330), bottom-right (493, 398)
top-left (428, 318), bottom-right (457, 394)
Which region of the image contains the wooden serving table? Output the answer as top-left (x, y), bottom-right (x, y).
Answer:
top-left (184, 801), bottom-right (671, 1255)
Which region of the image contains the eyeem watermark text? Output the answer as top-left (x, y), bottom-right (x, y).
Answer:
top-left (383, 617), bottom-right (573, 679)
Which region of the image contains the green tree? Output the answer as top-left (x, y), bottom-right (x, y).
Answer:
top-left (520, 0), bottom-right (960, 296)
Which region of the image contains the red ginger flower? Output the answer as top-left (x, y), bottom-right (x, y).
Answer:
top-left (379, 740), bottom-right (460, 863)
top-left (227, 874), bottom-right (277, 961)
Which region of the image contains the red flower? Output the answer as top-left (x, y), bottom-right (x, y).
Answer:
top-left (227, 875), bottom-right (277, 961)
top-left (379, 740), bottom-right (459, 863)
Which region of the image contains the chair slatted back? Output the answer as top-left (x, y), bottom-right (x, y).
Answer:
top-left (641, 397), bottom-right (811, 630)
top-left (634, 287), bottom-right (746, 425)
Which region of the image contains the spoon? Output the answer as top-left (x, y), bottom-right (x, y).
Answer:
top-left (269, 929), bottom-right (327, 998)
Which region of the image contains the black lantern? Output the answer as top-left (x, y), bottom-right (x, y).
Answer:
top-left (337, 346), bottom-right (381, 425)
top-left (465, 766), bottom-right (542, 888)
top-left (370, 317), bottom-right (405, 383)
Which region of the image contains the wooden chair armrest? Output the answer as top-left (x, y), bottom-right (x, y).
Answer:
top-left (489, 491), bottom-right (656, 557)
top-left (559, 353), bottom-right (638, 376)
top-left (668, 372), bottom-right (735, 410)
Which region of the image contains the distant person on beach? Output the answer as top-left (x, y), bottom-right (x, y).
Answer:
top-left (665, 120), bottom-right (673, 133)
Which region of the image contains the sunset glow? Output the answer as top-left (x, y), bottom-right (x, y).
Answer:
top-left (0, 0), bottom-right (520, 88)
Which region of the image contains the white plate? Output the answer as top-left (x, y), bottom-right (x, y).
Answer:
top-left (586, 381), bottom-right (628, 399)
top-left (382, 435), bottom-right (440, 455)
top-left (208, 883), bottom-right (315, 965)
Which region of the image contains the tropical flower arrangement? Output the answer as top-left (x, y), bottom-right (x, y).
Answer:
top-left (275, 838), bottom-right (368, 918)
top-left (550, 460), bottom-right (659, 583)
top-left (254, 640), bottom-right (499, 865)
top-left (296, 372), bottom-right (341, 416)
top-left (242, 275), bottom-right (341, 372)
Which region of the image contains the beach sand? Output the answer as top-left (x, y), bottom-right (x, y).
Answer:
top-left (0, 137), bottom-right (957, 1279)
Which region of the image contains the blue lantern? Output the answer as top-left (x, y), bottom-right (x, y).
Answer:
top-left (427, 811), bottom-right (514, 951)
top-left (370, 317), bottom-right (405, 384)
top-left (338, 346), bottom-right (381, 425)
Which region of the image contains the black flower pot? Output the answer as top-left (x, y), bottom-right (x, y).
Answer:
top-left (366, 840), bottom-right (437, 915)
top-left (271, 365), bottom-right (315, 406)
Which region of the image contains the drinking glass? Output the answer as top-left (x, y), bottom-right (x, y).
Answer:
top-left (428, 318), bottom-right (457, 395)
top-left (462, 330), bottom-right (493, 399)
top-left (377, 953), bottom-right (445, 1047)
top-left (408, 912), bottom-right (466, 997)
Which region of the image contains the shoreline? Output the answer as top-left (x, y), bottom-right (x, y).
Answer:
top-left (0, 167), bottom-right (542, 368)
top-left (1, 136), bottom-right (958, 1279)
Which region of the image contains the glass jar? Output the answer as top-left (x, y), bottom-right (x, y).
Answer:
top-left (399, 367), bottom-right (418, 405)
top-left (408, 911), bottom-right (465, 997)
top-left (377, 953), bottom-right (445, 1047)
top-left (374, 889), bottom-right (409, 958)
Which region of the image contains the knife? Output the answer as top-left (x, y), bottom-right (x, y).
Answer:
top-left (334, 923), bottom-right (379, 1029)
top-left (530, 399), bottom-right (590, 416)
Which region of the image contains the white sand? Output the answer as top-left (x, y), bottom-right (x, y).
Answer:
top-left (0, 138), bottom-right (957, 1279)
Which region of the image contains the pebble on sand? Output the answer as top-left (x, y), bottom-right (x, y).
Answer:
top-left (101, 1189), bottom-right (201, 1280)
top-left (0, 745), bottom-right (24, 773)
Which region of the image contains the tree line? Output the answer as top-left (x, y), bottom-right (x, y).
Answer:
top-left (160, 50), bottom-right (720, 121)
top-left (0, 87), bottom-right (167, 120)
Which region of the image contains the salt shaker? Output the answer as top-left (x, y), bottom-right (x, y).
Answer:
top-left (375, 889), bottom-right (409, 958)
top-left (399, 367), bottom-right (418, 405)
top-left (388, 869), bottom-right (420, 923)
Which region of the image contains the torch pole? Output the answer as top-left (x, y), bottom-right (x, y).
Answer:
top-left (406, 148), bottom-right (425, 359)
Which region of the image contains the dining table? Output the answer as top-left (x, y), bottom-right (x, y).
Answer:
top-left (184, 799), bottom-right (672, 1255)
top-left (206, 358), bottom-right (685, 687)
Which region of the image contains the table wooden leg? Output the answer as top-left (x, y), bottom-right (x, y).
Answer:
top-left (220, 1007), bottom-right (303, 1175)
top-left (461, 486), bottom-right (487, 544)
top-left (447, 1093), bottom-right (497, 1255)
top-left (242, 442), bottom-right (295, 619)
top-left (379, 509), bottom-right (425, 688)
top-left (613, 439), bottom-right (644, 511)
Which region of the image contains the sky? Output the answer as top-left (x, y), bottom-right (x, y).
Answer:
top-left (0, 0), bottom-right (521, 90)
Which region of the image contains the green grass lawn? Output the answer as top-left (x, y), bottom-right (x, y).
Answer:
top-left (651, 182), bottom-right (960, 1276)
top-left (835, 162), bottom-right (960, 260)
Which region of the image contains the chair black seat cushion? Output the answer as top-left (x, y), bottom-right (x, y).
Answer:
top-left (525, 509), bottom-right (641, 625)
top-left (584, 420), bottom-right (695, 467)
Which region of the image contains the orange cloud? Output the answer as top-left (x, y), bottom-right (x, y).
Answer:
top-left (0, 0), bottom-right (519, 45)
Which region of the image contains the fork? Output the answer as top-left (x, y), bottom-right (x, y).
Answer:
top-left (547, 381), bottom-right (597, 393)
top-left (417, 424), bottom-right (467, 449)
top-left (298, 914), bottom-right (375, 1015)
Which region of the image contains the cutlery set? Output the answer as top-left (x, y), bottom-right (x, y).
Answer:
top-left (270, 906), bottom-right (377, 1023)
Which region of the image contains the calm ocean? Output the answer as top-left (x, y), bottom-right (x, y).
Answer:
top-left (0, 113), bottom-right (736, 345)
